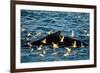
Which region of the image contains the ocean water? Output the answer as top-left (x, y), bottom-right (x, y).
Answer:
top-left (21, 10), bottom-right (90, 63)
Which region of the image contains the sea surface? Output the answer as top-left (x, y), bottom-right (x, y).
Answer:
top-left (21, 10), bottom-right (90, 63)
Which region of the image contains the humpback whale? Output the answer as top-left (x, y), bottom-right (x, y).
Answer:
top-left (24, 31), bottom-right (88, 56)
top-left (26, 31), bottom-right (88, 47)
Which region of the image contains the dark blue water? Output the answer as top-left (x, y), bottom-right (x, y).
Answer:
top-left (21, 10), bottom-right (90, 63)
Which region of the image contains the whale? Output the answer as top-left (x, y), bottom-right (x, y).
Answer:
top-left (24, 31), bottom-right (88, 48)
top-left (23, 31), bottom-right (88, 56)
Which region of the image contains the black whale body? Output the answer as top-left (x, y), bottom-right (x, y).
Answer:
top-left (24, 31), bottom-right (88, 48)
